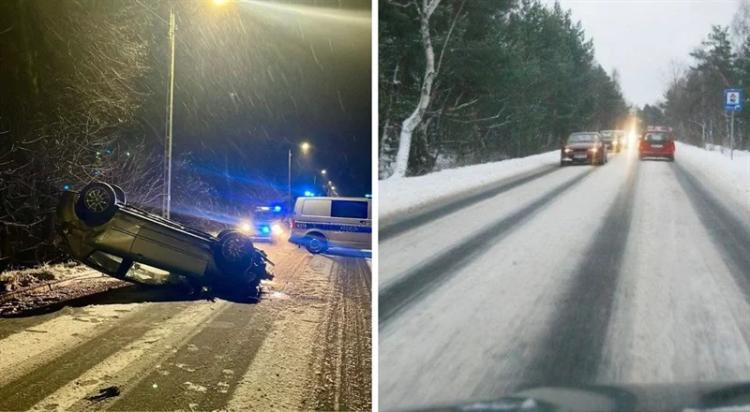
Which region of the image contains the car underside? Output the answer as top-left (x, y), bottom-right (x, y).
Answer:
top-left (56, 182), bottom-right (273, 296)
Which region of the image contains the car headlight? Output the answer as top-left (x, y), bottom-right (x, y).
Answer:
top-left (590, 147), bottom-right (598, 153)
top-left (238, 220), bottom-right (253, 234)
top-left (271, 223), bottom-right (283, 234)
top-left (564, 148), bottom-right (573, 153)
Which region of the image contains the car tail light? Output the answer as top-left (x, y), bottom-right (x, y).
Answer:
top-left (290, 218), bottom-right (295, 229)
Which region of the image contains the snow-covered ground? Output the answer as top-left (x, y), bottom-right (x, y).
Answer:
top-left (380, 144), bottom-right (750, 225)
top-left (676, 142), bottom-right (750, 213)
top-left (379, 148), bottom-right (750, 410)
top-left (379, 151), bottom-right (559, 223)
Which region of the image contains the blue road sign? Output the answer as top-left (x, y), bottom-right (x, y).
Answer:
top-left (725, 88), bottom-right (743, 111)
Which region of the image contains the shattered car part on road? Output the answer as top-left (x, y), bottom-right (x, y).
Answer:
top-left (56, 181), bottom-right (273, 295)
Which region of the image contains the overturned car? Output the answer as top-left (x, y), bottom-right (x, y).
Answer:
top-left (56, 181), bottom-right (272, 295)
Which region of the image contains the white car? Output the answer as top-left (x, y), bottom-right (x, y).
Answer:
top-left (289, 197), bottom-right (372, 253)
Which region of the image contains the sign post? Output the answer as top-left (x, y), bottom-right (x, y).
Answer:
top-left (725, 88), bottom-right (742, 159)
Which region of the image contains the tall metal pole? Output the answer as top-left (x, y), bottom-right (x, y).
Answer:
top-left (288, 149), bottom-right (292, 211)
top-left (163, 8), bottom-right (176, 219)
top-left (731, 109), bottom-right (735, 160)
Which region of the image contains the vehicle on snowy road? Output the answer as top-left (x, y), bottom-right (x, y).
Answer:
top-left (639, 126), bottom-right (675, 161)
top-left (290, 196), bottom-right (372, 254)
top-left (238, 205), bottom-right (285, 243)
top-left (560, 132), bottom-right (608, 166)
top-left (56, 181), bottom-right (273, 295)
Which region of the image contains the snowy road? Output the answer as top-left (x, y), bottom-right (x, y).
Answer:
top-left (0, 243), bottom-right (371, 411)
top-left (379, 149), bottom-right (750, 410)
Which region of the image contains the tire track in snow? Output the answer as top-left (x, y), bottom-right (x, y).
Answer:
top-left (0, 304), bottom-right (150, 388)
top-left (674, 162), bottom-right (750, 345)
top-left (0, 303), bottom-right (189, 411)
top-left (106, 302), bottom-right (275, 411)
top-left (521, 159), bottom-right (639, 386)
top-left (380, 165), bottom-right (559, 241)
top-left (675, 163), bottom-right (750, 289)
top-left (379, 167), bottom-right (597, 325)
top-left (29, 301), bottom-right (230, 412)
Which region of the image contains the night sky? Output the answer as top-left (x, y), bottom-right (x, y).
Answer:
top-left (162, 0), bottom-right (371, 200)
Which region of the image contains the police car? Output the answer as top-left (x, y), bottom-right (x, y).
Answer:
top-left (289, 196), bottom-right (372, 254)
top-left (238, 205), bottom-right (285, 242)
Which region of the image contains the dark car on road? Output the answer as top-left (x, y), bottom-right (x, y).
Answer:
top-left (56, 181), bottom-right (273, 295)
top-left (639, 126), bottom-right (675, 161)
top-left (560, 132), bottom-right (607, 166)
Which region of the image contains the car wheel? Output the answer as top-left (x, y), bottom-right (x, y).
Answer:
top-left (74, 182), bottom-right (118, 226)
top-left (305, 234), bottom-right (328, 254)
top-left (216, 231), bottom-right (255, 273)
top-left (560, 160), bottom-right (566, 167)
top-left (668, 155), bottom-right (675, 162)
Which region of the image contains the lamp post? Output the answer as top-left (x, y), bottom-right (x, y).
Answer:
top-left (161, 1), bottom-right (226, 219)
top-left (162, 7), bottom-right (176, 218)
top-left (288, 141), bottom-right (311, 210)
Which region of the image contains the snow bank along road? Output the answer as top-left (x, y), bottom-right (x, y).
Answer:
top-left (379, 147), bottom-right (750, 410)
top-left (0, 242), bottom-right (371, 411)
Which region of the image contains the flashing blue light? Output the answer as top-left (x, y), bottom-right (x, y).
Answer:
top-left (260, 226), bottom-right (271, 234)
top-left (304, 190), bottom-right (314, 197)
top-left (273, 205), bottom-right (282, 212)
top-left (63, 184), bottom-right (71, 191)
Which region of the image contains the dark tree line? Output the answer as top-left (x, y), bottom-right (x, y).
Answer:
top-left (379, 0), bottom-right (628, 178)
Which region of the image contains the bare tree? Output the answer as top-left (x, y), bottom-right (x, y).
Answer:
top-left (389, 0), bottom-right (441, 179)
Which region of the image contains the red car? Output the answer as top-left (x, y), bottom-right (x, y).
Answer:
top-left (639, 126), bottom-right (675, 161)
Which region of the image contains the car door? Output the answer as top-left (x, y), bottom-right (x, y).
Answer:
top-left (329, 199), bottom-right (371, 250)
top-left (129, 222), bottom-right (209, 277)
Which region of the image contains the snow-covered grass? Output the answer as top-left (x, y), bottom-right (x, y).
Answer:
top-left (0, 262), bottom-right (96, 293)
top-left (379, 150), bottom-right (559, 223)
top-left (676, 142), bottom-right (750, 213)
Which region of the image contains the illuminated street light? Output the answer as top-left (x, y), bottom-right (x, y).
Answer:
top-left (321, 169), bottom-right (327, 175)
top-left (288, 141), bottom-right (313, 209)
top-left (161, 0), bottom-right (231, 219)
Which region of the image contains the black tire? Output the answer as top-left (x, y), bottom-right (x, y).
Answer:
top-left (305, 234), bottom-right (328, 254)
top-left (560, 160), bottom-right (566, 167)
top-left (74, 182), bottom-right (118, 226)
top-left (215, 231), bottom-right (255, 274)
top-left (112, 184), bottom-right (126, 204)
top-left (216, 229), bottom-right (234, 239)
top-left (668, 155), bottom-right (675, 162)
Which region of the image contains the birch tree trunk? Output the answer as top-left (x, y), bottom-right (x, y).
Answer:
top-left (389, 0), bottom-right (440, 179)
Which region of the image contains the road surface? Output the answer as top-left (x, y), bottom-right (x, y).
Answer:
top-left (379, 148), bottom-right (750, 410)
top-left (0, 242), bottom-right (371, 411)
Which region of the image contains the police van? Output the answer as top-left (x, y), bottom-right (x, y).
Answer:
top-left (289, 196), bottom-right (372, 253)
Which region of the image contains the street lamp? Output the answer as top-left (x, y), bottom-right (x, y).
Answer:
top-left (161, 0), bottom-right (227, 219)
top-left (321, 169), bottom-right (327, 175)
top-left (288, 141), bottom-right (311, 210)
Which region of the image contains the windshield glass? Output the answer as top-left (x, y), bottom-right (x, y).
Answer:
top-left (567, 133), bottom-right (597, 143)
top-left (378, 1), bottom-right (749, 411)
top-left (645, 133), bottom-right (667, 142)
